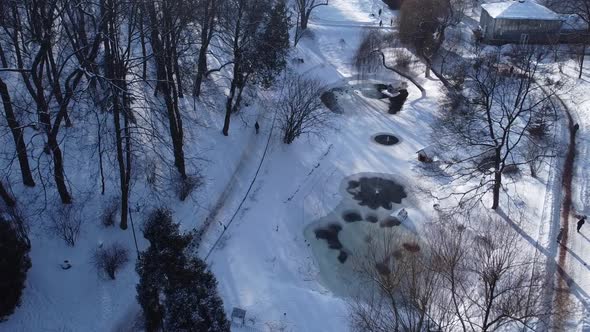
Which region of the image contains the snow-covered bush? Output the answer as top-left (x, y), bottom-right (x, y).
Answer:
top-left (92, 242), bottom-right (129, 280)
top-left (49, 206), bottom-right (82, 247)
top-left (136, 209), bottom-right (229, 331)
top-left (0, 216), bottom-right (31, 321)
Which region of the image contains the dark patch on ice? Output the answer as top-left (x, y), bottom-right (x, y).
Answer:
top-left (364, 214), bottom-right (379, 223)
top-left (352, 83), bottom-right (389, 99)
top-left (374, 134), bottom-right (399, 146)
top-left (342, 210), bottom-right (363, 223)
top-left (375, 262), bottom-right (391, 275)
top-left (337, 250), bottom-right (349, 263)
top-left (380, 216), bottom-right (402, 227)
top-left (388, 89), bottom-right (409, 114)
top-left (321, 89), bottom-right (345, 113)
top-left (314, 223), bottom-right (343, 250)
top-left (346, 177), bottom-right (407, 210)
top-left (402, 242), bottom-right (421, 253)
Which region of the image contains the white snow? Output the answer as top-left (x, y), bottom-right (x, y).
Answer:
top-left (481, 0), bottom-right (560, 21)
top-left (5, 0), bottom-right (590, 331)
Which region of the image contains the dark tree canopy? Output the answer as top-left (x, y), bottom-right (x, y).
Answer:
top-left (136, 209), bottom-right (229, 332)
top-left (0, 217), bottom-right (31, 321)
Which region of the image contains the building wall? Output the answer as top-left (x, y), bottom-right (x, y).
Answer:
top-left (480, 9), bottom-right (562, 44)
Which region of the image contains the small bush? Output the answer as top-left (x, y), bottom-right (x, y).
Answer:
top-left (101, 199), bottom-right (119, 228)
top-left (0, 217), bottom-right (31, 321)
top-left (50, 206), bottom-right (82, 247)
top-left (93, 242), bottom-right (130, 280)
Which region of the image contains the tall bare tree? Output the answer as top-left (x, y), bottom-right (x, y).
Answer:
top-left (193, 0), bottom-right (222, 97)
top-left (277, 74), bottom-right (328, 144)
top-left (145, 0), bottom-right (191, 178)
top-left (435, 47), bottom-right (557, 210)
top-left (218, 0), bottom-right (270, 136)
top-left (294, 0), bottom-right (328, 45)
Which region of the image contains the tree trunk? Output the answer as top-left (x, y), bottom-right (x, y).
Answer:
top-left (223, 80), bottom-right (238, 136)
top-left (491, 163), bottom-right (502, 210)
top-left (301, 12), bottom-right (310, 30)
top-left (47, 135), bottom-right (72, 204)
top-left (193, 40), bottom-right (210, 97)
top-left (113, 96), bottom-right (128, 230)
top-left (0, 78), bottom-right (35, 187)
top-left (0, 180), bottom-right (16, 207)
top-left (579, 43), bottom-right (586, 79)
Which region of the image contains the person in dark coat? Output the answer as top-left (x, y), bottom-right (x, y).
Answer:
top-left (255, 121), bottom-right (260, 134)
top-left (379, 20), bottom-right (382, 27)
top-left (557, 228), bottom-right (564, 244)
top-left (378, 8), bottom-right (382, 16)
top-left (578, 216), bottom-right (586, 233)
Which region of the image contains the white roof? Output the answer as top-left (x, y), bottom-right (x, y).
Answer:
top-left (481, 0), bottom-right (560, 21)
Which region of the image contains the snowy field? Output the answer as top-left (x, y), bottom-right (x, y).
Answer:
top-left (4, 0), bottom-right (590, 331)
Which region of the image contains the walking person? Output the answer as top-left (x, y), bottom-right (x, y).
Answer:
top-left (557, 227), bottom-right (564, 244)
top-left (255, 121), bottom-right (260, 134)
top-left (378, 8), bottom-right (382, 17)
top-left (379, 20), bottom-right (382, 27)
top-left (577, 216), bottom-right (586, 233)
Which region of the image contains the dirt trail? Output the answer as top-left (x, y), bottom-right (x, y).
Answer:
top-left (554, 96), bottom-right (577, 330)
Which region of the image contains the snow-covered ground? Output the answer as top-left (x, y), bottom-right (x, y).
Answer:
top-left (5, 0), bottom-right (590, 331)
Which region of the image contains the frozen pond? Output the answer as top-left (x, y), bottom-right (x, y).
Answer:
top-left (304, 173), bottom-right (421, 296)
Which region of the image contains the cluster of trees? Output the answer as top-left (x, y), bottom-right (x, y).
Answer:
top-left (349, 213), bottom-right (553, 331)
top-left (397, 0), bottom-right (467, 76)
top-left (136, 209), bottom-right (229, 331)
top-left (0, 0), bottom-right (296, 230)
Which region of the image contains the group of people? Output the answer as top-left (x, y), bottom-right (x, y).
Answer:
top-left (375, 8), bottom-right (394, 27)
top-left (556, 215), bottom-right (587, 244)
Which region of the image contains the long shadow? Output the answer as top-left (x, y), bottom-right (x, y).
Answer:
top-left (580, 232), bottom-right (590, 244)
top-left (562, 245), bottom-right (590, 270)
top-left (497, 209), bottom-right (590, 310)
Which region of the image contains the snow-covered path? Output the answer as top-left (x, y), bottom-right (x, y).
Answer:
top-left (553, 65), bottom-right (590, 331)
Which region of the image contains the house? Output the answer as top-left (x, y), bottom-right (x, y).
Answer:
top-left (480, 0), bottom-right (562, 44)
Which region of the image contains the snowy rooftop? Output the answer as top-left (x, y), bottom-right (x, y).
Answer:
top-left (481, 0), bottom-right (560, 21)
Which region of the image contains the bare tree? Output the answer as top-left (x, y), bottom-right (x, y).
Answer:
top-left (435, 47), bottom-right (558, 210)
top-left (100, 0), bottom-right (136, 229)
top-left (548, 0), bottom-right (590, 78)
top-left (193, 0), bottom-right (222, 97)
top-left (349, 227), bottom-right (451, 331)
top-left (92, 242), bottom-right (130, 280)
top-left (217, 0), bottom-right (271, 136)
top-left (349, 213), bottom-right (553, 332)
top-left (278, 74), bottom-right (329, 144)
top-left (0, 75), bottom-right (35, 187)
top-left (145, 0), bottom-right (192, 178)
top-left (49, 206), bottom-right (82, 247)
top-left (294, 0), bottom-right (328, 45)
